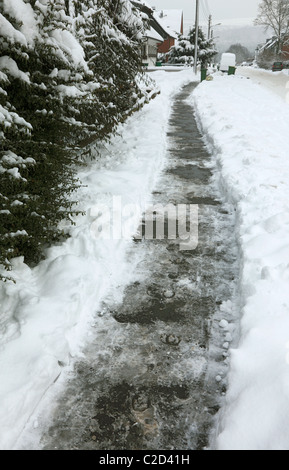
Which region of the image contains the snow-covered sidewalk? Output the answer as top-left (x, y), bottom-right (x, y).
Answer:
top-left (192, 71), bottom-right (289, 450)
top-left (2, 65), bottom-right (289, 451)
top-left (237, 65), bottom-right (289, 102)
top-left (0, 69), bottom-right (197, 450)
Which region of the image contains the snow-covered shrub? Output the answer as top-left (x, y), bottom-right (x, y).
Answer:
top-left (0, 0), bottom-right (153, 280)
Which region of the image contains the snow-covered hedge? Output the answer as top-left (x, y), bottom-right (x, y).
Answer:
top-left (0, 0), bottom-right (154, 279)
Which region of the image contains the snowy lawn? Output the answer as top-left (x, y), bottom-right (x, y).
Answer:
top-left (192, 71), bottom-right (289, 450)
top-left (0, 69), bottom-right (197, 450)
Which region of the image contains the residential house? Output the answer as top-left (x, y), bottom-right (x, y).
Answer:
top-left (130, 1), bottom-right (170, 66)
top-left (257, 34), bottom-right (289, 62)
top-left (282, 37), bottom-right (289, 60)
top-left (142, 27), bottom-right (164, 67)
top-left (155, 9), bottom-right (184, 59)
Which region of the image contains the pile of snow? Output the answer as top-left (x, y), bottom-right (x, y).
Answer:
top-left (237, 66), bottom-right (289, 101)
top-left (192, 72), bottom-right (289, 450)
top-left (0, 69), bottom-right (197, 450)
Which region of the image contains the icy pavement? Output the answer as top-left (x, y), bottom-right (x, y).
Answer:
top-left (16, 83), bottom-right (240, 450)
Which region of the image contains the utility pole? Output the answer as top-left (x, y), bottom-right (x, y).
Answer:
top-left (194, 0), bottom-right (199, 75)
top-left (208, 14), bottom-right (212, 39)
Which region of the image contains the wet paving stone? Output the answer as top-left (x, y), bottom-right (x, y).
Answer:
top-left (32, 82), bottom-right (240, 451)
top-left (168, 165), bottom-right (211, 182)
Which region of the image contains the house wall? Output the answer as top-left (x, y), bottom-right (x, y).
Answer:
top-left (282, 42), bottom-right (289, 59)
top-left (142, 38), bottom-right (159, 66)
top-left (157, 12), bottom-right (183, 60)
top-left (158, 37), bottom-right (175, 55)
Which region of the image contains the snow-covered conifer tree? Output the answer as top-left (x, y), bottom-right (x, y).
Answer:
top-left (168, 27), bottom-right (217, 66)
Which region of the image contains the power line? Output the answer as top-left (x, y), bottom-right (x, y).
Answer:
top-left (204, 0), bottom-right (211, 17)
top-left (199, 0), bottom-right (209, 22)
top-left (201, 0), bottom-right (210, 18)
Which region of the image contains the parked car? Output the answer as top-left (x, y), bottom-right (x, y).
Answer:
top-left (272, 61), bottom-right (283, 71)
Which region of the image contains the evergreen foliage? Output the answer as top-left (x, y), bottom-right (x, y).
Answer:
top-left (168, 27), bottom-right (217, 66)
top-left (0, 0), bottom-right (154, 281)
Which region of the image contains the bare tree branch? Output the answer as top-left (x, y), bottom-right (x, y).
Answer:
top-left (254, 0), bottom-right (289, 56)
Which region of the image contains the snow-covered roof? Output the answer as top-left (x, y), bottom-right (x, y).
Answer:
top-left (258, 32), bottom-right (289, 53)
top-left (155, 9), bottom-right (183, 36)
top-left (130, 0), bottom-right (170, 40)
top-left (145, 27), bottom-right (163, 42)
top-left (151, 14), bottom-right (177, 40)
top-left (131, 0), bottom-right (152, 9)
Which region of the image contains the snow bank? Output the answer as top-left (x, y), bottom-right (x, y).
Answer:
top-left (237, 66), bottom-right (289, 102)
top-left (192, 73), bottom-right (289, 450)
top-left (0, 69), bottom-right (196, 450)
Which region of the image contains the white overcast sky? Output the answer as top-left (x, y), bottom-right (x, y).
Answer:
top-left (151, 0), bottom-right (261, 25)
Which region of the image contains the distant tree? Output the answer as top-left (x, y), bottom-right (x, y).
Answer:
top-left (168, 27), bottom-right (217, 66)
top-left (226, 43), bottom-right (252, 63)
top-left (254, 0), bottom-right (289, 57)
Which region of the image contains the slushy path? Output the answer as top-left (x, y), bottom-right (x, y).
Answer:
top-left (27, 82), bottom-right (239, 450)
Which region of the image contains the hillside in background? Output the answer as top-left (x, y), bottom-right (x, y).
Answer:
top-left (184, 19), bottom-right (269, 60)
